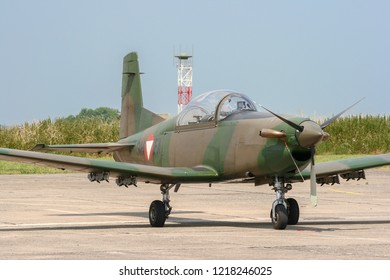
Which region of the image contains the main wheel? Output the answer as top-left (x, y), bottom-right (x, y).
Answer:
top-left (287, 198), bottom-right (300, 225)
top-left (149, 200), bottom-right (166, 227)
top-left (271, 204), bottom-right (288, 230)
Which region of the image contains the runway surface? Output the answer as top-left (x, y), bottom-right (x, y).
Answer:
top-left (0, 170), bottom-right (389, 259)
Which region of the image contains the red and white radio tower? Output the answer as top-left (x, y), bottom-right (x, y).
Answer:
top-left (175, 54), bottom-right (193, 113)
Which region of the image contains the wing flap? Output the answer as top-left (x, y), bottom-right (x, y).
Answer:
top-left (0, 148), bottom-right (219, 183)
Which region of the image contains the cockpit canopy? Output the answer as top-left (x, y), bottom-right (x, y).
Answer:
top-left (177, 90), bottom-right (258, 126)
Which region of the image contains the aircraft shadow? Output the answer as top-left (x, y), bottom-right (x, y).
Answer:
top-left (47, 210), bottom-right (202, 218)
top-left (167, 219), bottom-right (390, 232)
top-left (1, 213), bottom-right (390, 232)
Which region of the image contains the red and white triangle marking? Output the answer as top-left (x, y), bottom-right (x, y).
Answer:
top-left (145, 134), bottom-right (154, 161)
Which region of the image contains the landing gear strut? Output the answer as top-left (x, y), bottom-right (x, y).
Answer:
top-left (270, 178), bottom-right (300, 230)
top-left (148, 184), bottom-right (179, 227)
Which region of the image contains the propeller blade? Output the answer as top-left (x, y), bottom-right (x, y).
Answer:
top-left (320, 97), bottom-right (365, 129)
top-left (261, 106), bottom-right (304, 132)
top-left (310, 146), bottom-right (318, 207)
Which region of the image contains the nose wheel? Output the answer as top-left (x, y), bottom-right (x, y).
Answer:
top-left (270, 179), bottom-right (300, 229)
top-left (271, 204), bottom-right (288, 230)
top-left (286, 197), bottom-right (299, 225)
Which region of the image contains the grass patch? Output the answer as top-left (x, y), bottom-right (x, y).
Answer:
top-left (0, 161), bottom-right (70, 175)
top-left (316, 154), bottom-right (365, 163)
top-left (0, 117), bottom-right (119, 150)
top-left (316, 115), bottom-right (390, 154)
top-left (0, 155), bottom-right (114, 175)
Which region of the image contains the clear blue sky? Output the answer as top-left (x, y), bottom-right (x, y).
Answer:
top-left (1, 0), bottom-right (389, 125)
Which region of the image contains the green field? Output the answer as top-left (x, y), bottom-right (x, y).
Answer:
top-left (0, 117), bottom-right (119, 151)
top-left (0, 156), bottom-right (114, 175)
top-left (0, 115), bottom-right (389, 174)
top-left (0, 161), bottom-right (70, 175)
top-left (316, 115), bottom-right (390, 154)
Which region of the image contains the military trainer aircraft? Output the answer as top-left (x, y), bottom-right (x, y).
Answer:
top-left (1, 52), bottom-right (389, 230)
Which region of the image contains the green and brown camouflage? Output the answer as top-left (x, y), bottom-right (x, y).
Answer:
top-left (1, 51), bottom-right (389, 229)
top-left (119, 52), bottom-right (165, 139)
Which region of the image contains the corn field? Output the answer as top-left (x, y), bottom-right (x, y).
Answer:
top-left (0, 118), bottom-right (119, 152)
top-left (317, 115), bottom-right (390, 154)
top-left (0, 115), bottom-right (389, 155)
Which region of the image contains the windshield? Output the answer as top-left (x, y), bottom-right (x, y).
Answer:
top-left (177, 90), bottom-right (257, 126)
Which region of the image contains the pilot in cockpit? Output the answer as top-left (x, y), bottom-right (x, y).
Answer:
top-left (237, 101), bottom-right (247, 110)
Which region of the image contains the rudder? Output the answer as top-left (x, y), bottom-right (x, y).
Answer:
top-left (119, 52), bottom-right (164, 139)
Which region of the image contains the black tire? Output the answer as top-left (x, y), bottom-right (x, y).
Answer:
top-left (271, 204), bottom-right (288, 230)
top-left (149, 200), bottom-right (166, 227)
top-left (287, 198), bottom-right (300, 225)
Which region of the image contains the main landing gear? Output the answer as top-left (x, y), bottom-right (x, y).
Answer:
top-left (270, 178), bottom-right (300, 230)
top-left (148, 184), bottom-right (180, 227)
top-left (148, 180), bottom-right (299, 230)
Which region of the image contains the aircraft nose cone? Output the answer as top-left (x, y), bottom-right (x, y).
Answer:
top-left (296, 121), bottom-right (325, 148)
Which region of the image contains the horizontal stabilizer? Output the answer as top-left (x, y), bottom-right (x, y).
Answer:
top-left (32, 142), bottom-right (134, 154)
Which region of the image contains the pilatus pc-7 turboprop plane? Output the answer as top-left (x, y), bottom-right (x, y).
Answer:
top-left (1, 52), bottom-right (389, 230)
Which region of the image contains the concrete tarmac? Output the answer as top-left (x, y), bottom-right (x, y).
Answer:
top-left (0, 169), bottom-right (390, 260)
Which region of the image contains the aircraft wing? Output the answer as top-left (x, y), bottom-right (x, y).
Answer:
top-left (31, 142), bottom-right (134, 154)
top-left (0, 148), bottom-right (219, 184)
top-left (295, 154), bottom-right (390, 184)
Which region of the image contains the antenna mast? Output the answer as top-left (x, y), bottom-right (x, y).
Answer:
top-left (175, 54), bottom-right (193, 113)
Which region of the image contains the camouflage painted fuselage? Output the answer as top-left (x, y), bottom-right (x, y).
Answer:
top-left (114, 112), bottom-right (311, 184)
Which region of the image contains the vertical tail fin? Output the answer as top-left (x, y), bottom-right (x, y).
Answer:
top-left (119, 52), bottom-right (164, 139)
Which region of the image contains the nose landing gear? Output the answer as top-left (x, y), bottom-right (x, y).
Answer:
top-left (270, 178), bottom-right (300, 230)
